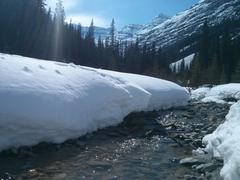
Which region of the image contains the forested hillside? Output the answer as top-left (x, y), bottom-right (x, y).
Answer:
top-left (175, 20), bottom-right (240, 86)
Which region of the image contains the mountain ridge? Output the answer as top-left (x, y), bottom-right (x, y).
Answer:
top-left (134, 0), bottom-right (240, 48)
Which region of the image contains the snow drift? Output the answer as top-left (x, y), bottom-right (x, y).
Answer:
top-left (192, 84), bottom-right (240, 103)
top-left (0, 53), bottom-right (189, 151)
top-left (191, 86), bottom-right (211, 101)
top-left (203, 101), bottom-right (240, 180)
top-left (98, 69), bottom-right (189, 111)
top-left (193, 84), bottom-right (240, 180)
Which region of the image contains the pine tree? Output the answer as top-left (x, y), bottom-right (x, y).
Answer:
top-left (191, 54), bottom-right (201, 86)
top-left (36, 0), bottom-right (46, 13)
top-left (52, 0), bottom-right (65, 61)
top-left (180, 60), bottom-right (185, 73)
top-left (110, 18), bottom-right (116, 48)
top-left (231, 61), bottom-right (240, 83)
top-left (220, 67), bottom-right (228, 84)
top-left (86, 19), bottom-right (94, 43)
top-left (199, 20), bottom-right (210, 68)
top-left (222, 20), bottom-right (233, 82)
top-left (55, 0), bottom-right (65, 24)
top-left (152, 55), bottom-right (160, 75)
top-left (208, 58), bottom-right (221, 84)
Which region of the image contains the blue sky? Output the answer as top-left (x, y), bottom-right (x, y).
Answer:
top-left (46, 0), bottom-right (199, 29)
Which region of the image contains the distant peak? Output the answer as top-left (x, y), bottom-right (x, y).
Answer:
top-left (155, 13), bottom-right (171, 19)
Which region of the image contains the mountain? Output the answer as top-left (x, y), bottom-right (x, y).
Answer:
top-left (80, 24), bottom-right (143, 41)
top-left (136, 0), bottom-right (240, 49)
top-left (79, 13), bottom-right (170, 42)
top-left (138, 13), bottom-right (170, 35)
top-left (81, 26), bottom-right (110, 40)
top-left (118, 24), bottom-right (144, 41)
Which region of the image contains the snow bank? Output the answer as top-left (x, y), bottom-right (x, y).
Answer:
top-left (98, 69), bottom-right (190, 111)
top-left (192, 84), bottom-right (240, 180)
top-left (203, 101), bottom-right (240, 180)
top-left (191, 87), bottom-right (211, 101)
top-left (202, 84), bottom-right (240, 104)
top-left (0, 53), bottom-right (189, 151)
top-left (192, 84), bottom-right (240, 103)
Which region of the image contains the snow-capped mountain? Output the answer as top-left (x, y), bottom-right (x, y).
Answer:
top-left (118, 24), bottom-right (144, 41)
top-left (118, 14), bottom-right (170, 42)
top-left (138, 13), bottom-right (170, 35)
top-left (136, 0), bottom-right (240, 48)
top-left (80, 24), bottom-right (143, 41)
top-left (79, 13), bottom-right (170, 42)
top-left (81, 26), bottom-right (110, 40)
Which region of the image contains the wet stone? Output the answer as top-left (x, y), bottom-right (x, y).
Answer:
top-left (0, 101), bottom-right (230, 179)
top-left (180, 157), bottom-right (207, 166)
top-left (195, 163), bottom-right (221, 173)
top-left (184, 174), bottom-right (199, 180)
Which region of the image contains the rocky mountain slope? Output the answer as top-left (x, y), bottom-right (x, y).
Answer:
top-left (118, 24), bottom-right (144, 41)
top-left (135, 0), bottom-right (240, 48)
top-left (80, 13), bottom-right (169, 41)
top-left (81, 24), bottom-right (143, 41)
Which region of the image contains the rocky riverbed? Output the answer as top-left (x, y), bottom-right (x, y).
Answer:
top-left (0, 101), bottom-right (230, 180)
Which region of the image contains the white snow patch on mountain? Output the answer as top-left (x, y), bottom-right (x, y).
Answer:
top-left (136, 0), bottom-right (240, 48)
top-left (0, 53), bottom-right (189, 151)
top-left (170, 54), bottom-right (195, 73)
top-left (118, 24), bottom-right (144, 41)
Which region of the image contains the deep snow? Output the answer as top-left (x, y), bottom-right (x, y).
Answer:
top-left (98, 69), bottom-right (189, 111)
top-left (0, 53), bottom-right (189, 151)
top-left (192, 84), bottom-right (240, 104)
top-left (193, 84), bottom-right (240, 180)
top-left (203, 101), bottom-right (240, 180)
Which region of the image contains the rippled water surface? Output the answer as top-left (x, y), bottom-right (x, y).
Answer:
top-left (0, 112), bottom-right (194, 180)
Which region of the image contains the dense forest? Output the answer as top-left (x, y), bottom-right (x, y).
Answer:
top-left (176, 20), bottom-right (240, 86)
top-left (0, 0), bottom-right (169, 76)
top-left (0, 0), bottom-right (239, 86)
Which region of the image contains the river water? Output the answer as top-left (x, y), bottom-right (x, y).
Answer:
top-left (0, 102), bottom-right (229, 180)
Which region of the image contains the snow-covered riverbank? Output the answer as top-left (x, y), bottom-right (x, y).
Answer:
top-left (0, 100), bottom-right (229, 180)
top-left (0, 53), bottom-right (189, 151)
top-left (193, 84), bottom-right (240, 180)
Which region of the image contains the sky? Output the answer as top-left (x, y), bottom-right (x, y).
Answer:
top-left (46, 0), bottom-right (199, 29)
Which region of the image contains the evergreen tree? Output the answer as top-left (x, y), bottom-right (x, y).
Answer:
top-left (231, 61), bottom-right (240, 83)
top-left (86, 19), bottom-right (94, 43)
top-left (191, 54), bottom-right (201, 86)
top-left (222, 20), bottom-right (234, 82)
top-left (110, 18), bottom-right (116, 48)
top-left (55, 0), bottom-right (65, 24)
top-left (199, 20), bottom-right (210, 68)
top-left (180, 60), bottom-right (185, 73)
top-left (52, 0), bottom-right (65, 61)
top-left (220, 67), bottom-right (228, 84)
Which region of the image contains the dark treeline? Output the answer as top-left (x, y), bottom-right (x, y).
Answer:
top-left (0, 0), bottom-right (170, 78)
top-left (172, 19), bottom-right (240, 86)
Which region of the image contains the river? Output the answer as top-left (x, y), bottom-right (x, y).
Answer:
top-left (0, 102), bottom-right (229, 180)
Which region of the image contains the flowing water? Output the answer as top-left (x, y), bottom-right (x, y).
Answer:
top-left (0, 136), bottom-right (192, 180)
top-left (0, 102), bottom-right (229, 180)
